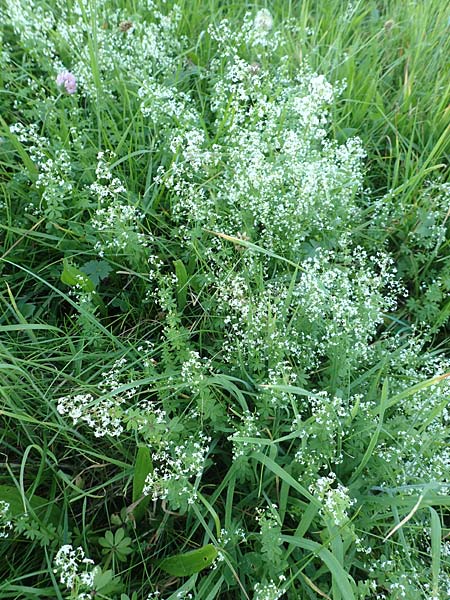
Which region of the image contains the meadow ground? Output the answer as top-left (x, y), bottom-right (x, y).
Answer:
top-left (0, 1), bottom-right (449, 598)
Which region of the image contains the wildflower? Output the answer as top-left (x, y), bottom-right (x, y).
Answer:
top-left (53, 544), bottom-right (95, 590)
top-left (309, 473), bottom-right (356, 527)
top-left (253, 9), bottom-right (274, 32)
top-left (0, 501), bottom-right (12, 538)
top-left (143, 432), bottom-right (211, 508)
top-left (56, 70), bottom-right (77, 94)
top-left (229, 411), bottom-right (262, 459)
top-left (180, 350), bottom-right (213, 393)
top-left (253, 580), bottom-right (286, 600)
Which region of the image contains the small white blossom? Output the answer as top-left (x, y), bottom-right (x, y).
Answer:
top-left (253, 9), bottom-right (274, 33)
top-left (53, 544), bottom-right (96, 591)
top-left (0, 501), bottom-right (12, 538)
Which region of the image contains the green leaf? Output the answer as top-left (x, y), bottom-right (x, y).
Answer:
top-left (336, 127), bottom-right (358, 144)
top-left (115, 527), bottom-right (125, 543)
top-left (0, 484), bottom-right (60, 526)
top-left (99, 530), bottom-right (115, 550)
top-left (251, 452), bottom-right (320, 507)
top-left (350, 378), bottom-right (389, 482)
top-left (131, 446), bottom-right (153, 523)
top-left (429, 507), bottom-right (441, 596)
top-left (61, 259), bottom-right (106, 314)
top-left (61, 259), bottom-right (95, 293)
top-left (81, 259), bottom-right (113, 286)
top-left (99, 528), bottom-right (133, 561)
top-left (93, 567), bottom-right (122, 594)
top-left (158, 544), bottom-right (218, 577)
top-left (173, 259), bottom-right (188, 311)
top-left (281, 535), bottom-right (356, 600)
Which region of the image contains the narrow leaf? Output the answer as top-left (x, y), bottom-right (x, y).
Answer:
top-left (429, 507), bottom-right (441, 596)
top-left (131, 446), bottom-right (153, 523)
top-left (251, 452), bottom-right (320, 506)
top-left (281, 535), bottom-right (356, 600)
top-left (173, 259), bottom-right (188, 311)
top-left (351, 378), bottom-right (389, 482)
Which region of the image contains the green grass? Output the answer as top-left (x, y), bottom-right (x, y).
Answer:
top-left (0, 1), bottom-right (449, 599)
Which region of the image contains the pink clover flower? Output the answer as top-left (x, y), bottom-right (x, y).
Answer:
top-left (56, 71), bottom-right (77, 94)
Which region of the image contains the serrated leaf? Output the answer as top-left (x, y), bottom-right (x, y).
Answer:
top-left (93, 568), bottom-right (122, 594)
top-left (81, 260), bottom-right (113, 286)
top-left (131, 446), bottom-right (153, 523)
top-left (158, 544), bottom-right (218, 577)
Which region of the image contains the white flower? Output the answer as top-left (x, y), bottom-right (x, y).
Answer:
top-left (53, 544), bottom-right (96, 591)
top-left (253, 9), bottom-right (274, 32)
top-left (253, 580), bottom-right (285, 600)
top-left (0, 501), bottom-right (12, 538)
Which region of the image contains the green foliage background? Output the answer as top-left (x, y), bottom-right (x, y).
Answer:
top-left (0, 1), bottom-right (449, 599)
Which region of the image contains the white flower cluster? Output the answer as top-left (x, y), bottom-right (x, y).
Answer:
top-left (253, 579), bottom-right (286, 600)
top-left (229, 411), bottom-right (262, 459)
top-left (253, 9), bottom-right (274, 34)
top-left (309, 472), bottom-right (356, 527)
top-left (56, 357), bottom-right (134, 438)
top-left (363, 335), bottom-right (450, 490)
top-left (174, 592), bottom-right (193, 600)
top-left (0, 0), bottom-right (56, 63)
top-left (9, 122), bottom-right (74, 222)
top-left (180, 350), bottom-right (213, 394)
top-left (408, 182), bottom-right (450, 250)
top-left (143, 432), bottom-right (211, 506)
top-left (0, 501), bottom-right (12, 538)
top-left (366, 551), bottom-right (450, 600)
top-left (90, 151), bottom-right (127, 200)
top-left (293, 391), bottom-right (351, 478)
top-left (218, 526), bottom-right (247, 546)
top-left (208, 9), bottom-right (281, 55)
top-left (214, 527), bottom-right (247, 568)
top-left (52, 1), bottom-right (184, 99)
top-left (56, 392), bottom-right (124, 438)
top-left (53, 544), bottom-right (97, 598)
top-left (90, 152), bottom-right (148, 258)
top-left (215, 249), bottom-right (400, 395)
top-left (139, 82), bottom-right (198, 127)
top-left (162, 64), bottom-right (361, 259)
top-left (125, 401), bottom-right (167, 442)
top-left (139, 14), bottom-right (402, 410)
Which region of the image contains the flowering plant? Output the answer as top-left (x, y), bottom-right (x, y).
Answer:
top-left (0, 1), bottom-right (449, 599)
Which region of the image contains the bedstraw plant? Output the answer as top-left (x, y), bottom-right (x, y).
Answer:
top-left (0, 1), bottom-right (449, 599)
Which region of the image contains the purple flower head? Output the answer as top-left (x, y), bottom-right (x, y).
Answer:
top-left (56, 71), bottom-right (77, 95)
